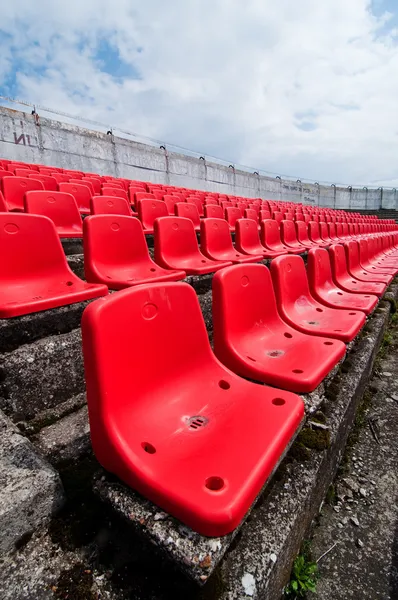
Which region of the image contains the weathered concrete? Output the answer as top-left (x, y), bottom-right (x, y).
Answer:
top-left (66, 254), bottom-right (85, 280)
top-left (0, 329), bottom-right (84, 422)
top-left (0, 409), bottom-right (64, 556)
top-left (61, 239), bottom-right (83, 256)
top-left (311, 315), bottom-right (398, 600)
top-left (0, 105), bottom-right (396, 210)
top-left (0, 300), bottom-right (91, 353)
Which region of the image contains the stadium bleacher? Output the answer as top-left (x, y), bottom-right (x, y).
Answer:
top-left (0, 156), bottom-right (397, 574)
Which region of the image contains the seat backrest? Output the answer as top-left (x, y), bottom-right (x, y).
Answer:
top-left (186, 197), bottom-right (204, 217)
top-left (213, 263), bottom-right (282, 346)
top-left (344, 241), bottom-right (360, 269)
top-left (81, 282), bottom-right (215, 428)
top-left (281, 220), bottom-right (298, 245)
top-left (28, 174), bottom-right (58, 191)
top-left (68, 178), bottom-right (94, 196)
top-left (200, 218), bottom-right (234, 254)
top-left (14, 168), bottom-right (32, 177)
top-left (308, 221), bottom-right (322, 242)
top-left (82, 177), bottom-right (101, 194)
top-left (235, 218), bottom-right (263, 252)
top-left (84, 215), bottom-right (150, 274)
top-left (259, 209), bottom-right (271, 221)
top-left (175, 202), bottom-right (201, 227)
top-left (295, 221), bottom-right (310, 242)
top-left (307, 247), bottom-right (335, 291)
top-left (138, 199), bottom-right (168, 230)
top-left (0, 190), bottom-right (8, 212)
top-left (24, 191), bottom-right (82, 229)
top-left (329, 244), bottom-right (349, 279)
top-left (204, 204), bottom-right (223, 219)
top-left (244, 209), bottom-right (258, 222)
top-left (90, 195), bottom-right (131, 216)
top-left (319, 222), bottom-right (330, 240)
top-left (101, 186), bottom-right (128, 200)
top-left (270, 254), bottom-right (311, 307)
top-left (51, 173), bottom-right (70, 183)
top-left (1, 176), bottom-right (45, 211)
top-left (261, 219), bottom-right (281, 246)
top-left (59, 182), bottom-right (91, 212)
top-left (341, 223), bottom-right (349, 237)
top-left (328, 223), bottom-right (337, 238)
top-left (0, 213), bottom-right (76, 282)
top-left (225, 207), bottom-right (242, 228)
top-left (358, 238), bottom-right (370, 263)
top-left (154, 216), bottom-right (202, 262)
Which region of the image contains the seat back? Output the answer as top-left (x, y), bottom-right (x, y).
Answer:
top-left (28, 173), bottom-right (58, 191)
top-left (101, 186), bottom-right (128, 200)
top-left (270, 254), bottom-right (311, 308)
top-left (213, 263), bottom-right (282, 348)
top-left (307, 247), bottom-right (335, 293)
top-left (225, 207), bottom-right (242, 230)
top-left (235, 218), bottom-right (264, 254)
top-left (59, 182), bottom-right (91, 213)
top-left (154, 216), bottom-right (202, 263)
top-left (82, 177), bottom-right (101, 194)
top-left (24, 191), bottom-right (82, 230)
top-left (281, 220), bottom-right (299, 245)
top-left (84, 215), bottom-right (150, 278)
top-left (0, 190), bottom-right (8, 211)
top-left (204, 204), bottom-right (223, 219)
top-left (308, 221), bottom-right (322, 243)
top-left (259, 209), bottom-right (271, 221)
top-left (175, 202), bottom-right (201, 227)
top-left (91, 196), bottom-right (131, 216)
top-left (261, 219), bottom-right (282, 246)
top-left (200, 218), bottom-right (234, 255)
top-left (244, 209), bottom-right (258, 223)
top-left (344, 241), bottom-right (360, 270)
top-left (0, 213), bottom-right (75, 282)
top-left (296, 221), bottom-right (311, 243)
top-left (138, 199), bottom-right (168, 230)
top-left (2, 176), bottom-right (44, 211)
top-left (319, 222), bottom-right (330, 242)
top-left (69, 178), bottom-right (95, 196)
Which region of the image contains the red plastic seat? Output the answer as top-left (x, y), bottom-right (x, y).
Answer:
top-left (280, 220), bottom-right (306, 251)
top-left (154, 217), bottom-right (232, 275)
top-left (308, 222), bottom-right (329, 247)
top-left (51, 173), bottom-right (70, 184)
top-left (83, 215), bottom-right (185, 289)
top-left (69, 178), bottom-right (95, 197)
top-left (24, 191), bottom-right (83, 238)
top-left (295, 221), bottom-right (318, 248)
top-left (101, 186), bottom-right (129, 201)
top-left (175, 202), bottom-right (201, 232)
top-left (307, 248), bottom-right (378, 315)
top-left (90, 196), bottom-right (132, 216)
top-left (261, 220), bottom-right (301, 255)
top-left (15, 168), bottom-right (33, 177)
top-left (204, 204), bottom-right (223, 219)
top-left (358, 239), bottom-right (398, 276)
top-left (344, 241), bottom-right (393, 284)
top-left (58, 182), bottom-right (92, 215)
top-left (0, 190), bottom-right (8, 212)
top-left (235, 219), bottom-right (284, 258)
top-left (81, 282), bottom-right (304, 536)
top-left (201, 219), bottom-right (262, 264)
top-left (270, 254), bottom-right (366, 342)
top-left (1, 176), bottom-right (44, 211)
top-left (212, 264), bottom-right (346, 393)
top-left (259, 209), bottom-right (271, 221)
top-left (0, 213), bottom-right (107, 317)
top-left (138, 198), bottom-right (169, 234)
top-left (328, 244), bottom-right (386, 297)
top-left (82, 177), bottom-right (101, 194)
top-left (225, 207), bottom-right (242, 231)
top-left (28, 174), bottom-right (58, 191)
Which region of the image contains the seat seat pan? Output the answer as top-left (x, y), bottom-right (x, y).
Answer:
top-left (90, 263), bottom-right (186, 289)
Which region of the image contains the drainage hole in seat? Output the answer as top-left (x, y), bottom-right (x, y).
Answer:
top-left (66, 281), bottom-right (74, 286)
top-left (205, 476), bottom-right (224, 492)
top-left (324, 341), bottom-right (333, 345)
top-left (188, 416), bottom-right (208, 430)
top-left (349, 312), bottom-right (356, 315)
top-left (316, 308), bottom-right (323, 312)
top-left (334, 329), bottom-right (342, 332)
top-left (247, 356), bottom-right (257, 362)
top-left (201, 260), bottom-right (207, 263)
top-left (150, 268), bottom-right (156, 272)
top-left (292, 369), bottom-right (303, 374)
top-left (142, 442), bottom-right (156, 454)
top-left (219, 380), bottom-right (230, 390)
top-left (337, 292), bottom-right (343, 296)
top-left (272, 398), bottom-right (286, 406)
top-left (284, 332), bottom-right (293, 338)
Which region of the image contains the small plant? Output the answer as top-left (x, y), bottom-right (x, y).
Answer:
top-left (284, 553), bottom-right (319, 598)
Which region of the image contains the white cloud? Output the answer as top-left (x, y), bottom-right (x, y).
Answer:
top-left (1, 0), bottom-right (398, 186)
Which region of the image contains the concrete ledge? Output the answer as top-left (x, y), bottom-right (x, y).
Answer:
top-left (66, 254), bottom-right (85, 280)
top-left (61, 239), bottom-right (83, 255)
top-left (0, 410), bottom-right (64, 556)
top-left (0, 300), bottom-right (93, 353)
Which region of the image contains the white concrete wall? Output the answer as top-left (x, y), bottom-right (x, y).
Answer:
top-left (0, 105), bottom-right (396, 210)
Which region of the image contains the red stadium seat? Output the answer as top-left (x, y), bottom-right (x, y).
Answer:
top-left (81, 282), bottom-right (304, 536)
top-left (0, 190), bottom-right (8, 211)
top-left (90, 196), bottom-right (132, 216)
top-left (204, 204), bottom-right (223, 219)
top-left (0, 213), bottom-right (107, 317)
top-left (308, 222), bottom-right (329, 247)
top-left (14, 169), bottom-right (32, 177)
top-left (28, 174), bottom-right (58, 191)
top-left (200, 218), bottom-right (262, 264)
top-left (101, 186), bottom-right (129, 201)
top-left (138, 198), bottom-right (168, 234)
top-left (213, 263), bottom-right (346, 392)
top-left (24, 191), bottom-right (83, 238)
top-left (358, 239), bottom-right (398, 276)
top-left (270, 254), bottom-right (366, 342)
top-left (51, 173), bottom-right (70, 184)
top-left (307, 248), bottom-right (378, 315)
top-left (280, 220), bottom-right (306, 252)
top-left (175, 202), bottom-right (201, 232)
top-left (235, 219), bottom-right (284, 258)
top-left (328, 244), bottom-right (386, 297)
top-left (83, 215), bottom-right (185, 289)
top-left (58, 182), bottom-right (92, 215)
top-left (225, 207), bottom-right (242, 231)
top-left (154, 216), bottom-right (232, 275)
top-left (344, 241), bottom-right (393, 284)
top-left (1, 176), bottom-right (44, 211)
top-left (261, 220), bottom-right (302, 255)
top-left (82, 177), bottom-right (101, 194)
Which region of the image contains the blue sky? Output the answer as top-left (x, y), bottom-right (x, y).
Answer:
top-left (1, 0), bottom-right (398, 186)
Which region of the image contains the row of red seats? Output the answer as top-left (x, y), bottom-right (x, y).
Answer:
top-left (81, 230), bottom-right (398, 536)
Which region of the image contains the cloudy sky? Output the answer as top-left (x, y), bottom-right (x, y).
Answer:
top-left (0, 0), bottom-right (397, 186)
